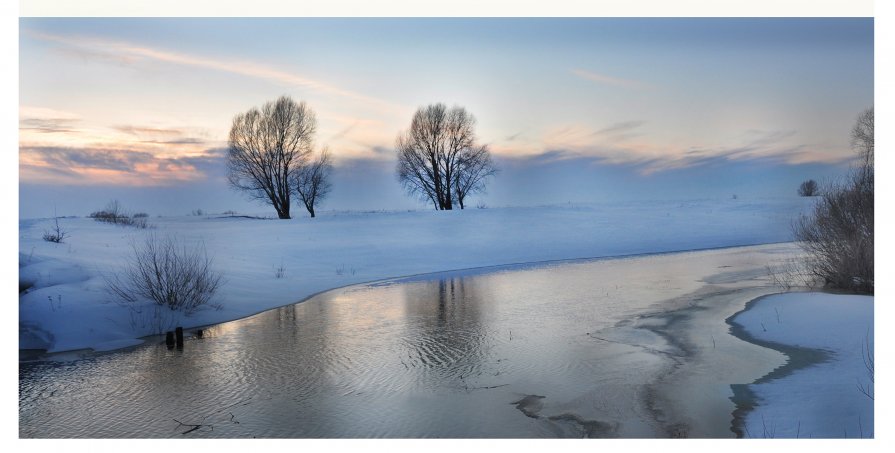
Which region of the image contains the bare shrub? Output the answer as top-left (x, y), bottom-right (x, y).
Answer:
top-left (90, 200), bottom-right (152, 228)
top-left (765, 257), bottom-right (817, 291)
top-left (106, 234), bottom-right (223, 316)
top-left (798, 179), bottom-right (819, 197)
top-left (89, 200), bottom-right (125, 222)
top-left (119, 216), bottom-right (151, 229)
top-left (42, 212), bottom-right (68, 243)
top-left (792, 107), bottom-right (873, 294)
top-left (793, 175), bottom-right (873, 293)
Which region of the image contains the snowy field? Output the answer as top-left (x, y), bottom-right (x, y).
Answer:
top-left (731, 293), bottom-right (874, 438)
top-left (19, 197), bottom-right (813, 353)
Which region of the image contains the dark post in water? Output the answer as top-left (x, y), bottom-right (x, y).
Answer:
top-left (175, 327), bottom-right (184, 348)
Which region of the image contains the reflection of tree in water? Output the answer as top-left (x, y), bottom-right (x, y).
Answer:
top-left (401, 276), bottom-right (499, 387)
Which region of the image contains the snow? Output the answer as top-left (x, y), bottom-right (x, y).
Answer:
top-left (19, 197), bottom-right (813, 353)
top-left (731, 292), bottom-right (874, 438)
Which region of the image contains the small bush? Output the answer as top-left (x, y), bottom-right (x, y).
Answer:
top-left (798, 179), bottom-right (819, 197)
top-left (120, 216), bottom-right (151, 229)
top-left (793, 174), bottom-right (872, 293)
top-left (106, 234), bottom-right (223, 315)
top-left (89, 200), bottom-right (152, 228)
top-left (42, 216), bottom-right (68, 243)
top-left (42, 231), bottom-right (65, 243)
top-left (90, 200), bottom-right (124, 222)
top-left (42, 210), bottom-right (69, 243)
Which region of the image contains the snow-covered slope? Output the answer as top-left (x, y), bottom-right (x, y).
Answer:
top-left (20, 197), bottom-right (812, 353)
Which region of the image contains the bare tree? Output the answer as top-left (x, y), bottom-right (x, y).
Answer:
top-left (798, 179), bottom-right (819, 197)
top-left (396, 103), bottom-right (495, 210)
top-left (454, 144), bottom-right (497, 209)
top-left (294, 148), bottom-right (333, 218)
top-left (851, 107), bottom-right (873, 170)
top-left (227, 96), bottom-right (316, 219)
top-left (793, 107), bottom-right (873, 294)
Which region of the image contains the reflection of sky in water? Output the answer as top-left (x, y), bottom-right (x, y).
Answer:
top-left (20, 247), bottom-right (780, 438)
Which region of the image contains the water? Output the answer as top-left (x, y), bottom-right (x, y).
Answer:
top-left (19, 246), bottom-right (785, 438)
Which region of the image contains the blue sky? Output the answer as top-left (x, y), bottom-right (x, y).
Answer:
top-left (18, 18), bottom-right (873, 217)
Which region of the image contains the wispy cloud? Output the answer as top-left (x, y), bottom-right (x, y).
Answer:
top-left (19, 145), bottom-right (226, 186)
top-left (114, 125), bottom-right (188, 136)
top-left (571, 69), bottom-right (652, 89)
top-left (25, 30), bottom-right (404, 113)
top-left (19, 106), bottom-right (83, 134)
top-left (597, 120), bottom-right (645, 135)
top-left (492, 124), bottom-right (848, 175)
top-left (20, 118), bottom-right (80, 134)
top-left (113, 125), bottom-right (211, 145)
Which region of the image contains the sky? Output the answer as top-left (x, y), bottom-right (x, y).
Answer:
top-left (18, 18), bottom-right (874, 218)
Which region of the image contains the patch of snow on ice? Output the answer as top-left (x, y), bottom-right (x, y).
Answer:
top-left (732, 292), bottom-right (873, 438)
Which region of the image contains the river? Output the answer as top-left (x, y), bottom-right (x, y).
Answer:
top-left (19, 244), bottom-right (794, 438)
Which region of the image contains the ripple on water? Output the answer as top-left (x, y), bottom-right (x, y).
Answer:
top-left (22, 248), bottom-right (767, 438)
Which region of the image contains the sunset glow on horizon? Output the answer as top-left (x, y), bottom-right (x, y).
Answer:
top-left (19, 17), bottom-right (873, 216)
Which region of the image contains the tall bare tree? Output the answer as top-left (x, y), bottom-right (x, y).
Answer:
top-left (227, 96), bottom-right (316, 219)
top-left (851, 106), bottom-right (874, 170)
top-left (294, 148), bottom-right (333, 218)
top-left (793, 106), bottom-right (874, 294)
top-left (396, 103), bottom-right (495, 210)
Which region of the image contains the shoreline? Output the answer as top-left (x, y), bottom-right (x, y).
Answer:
top-left (634, 285), bottom-right (787, 437)
top-left (19, 241), bottom-right (792, 359)
top-left (724, 293), bottom-right (832, 438)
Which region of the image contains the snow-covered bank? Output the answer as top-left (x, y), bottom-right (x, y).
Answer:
top-left (730, 293), bottom-right (874, 438)
top-left (19, 197), bottom-right (812, 353)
